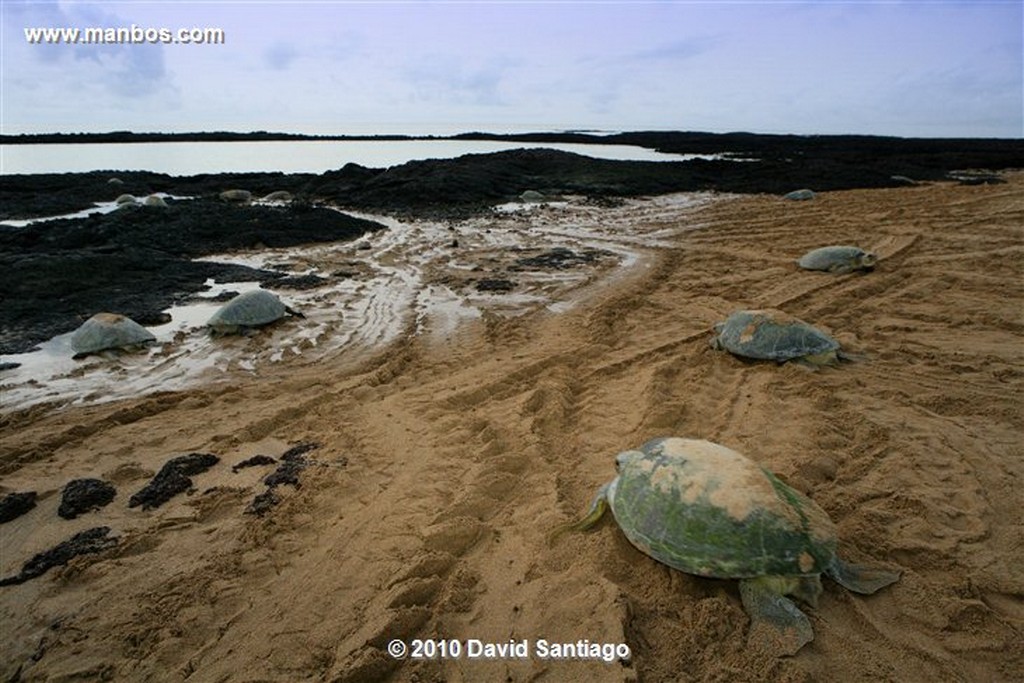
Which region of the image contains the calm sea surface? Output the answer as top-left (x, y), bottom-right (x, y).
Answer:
top-left (0, 139), bottom-right (704, 175)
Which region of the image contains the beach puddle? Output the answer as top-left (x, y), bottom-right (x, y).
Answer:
top-left (0, 193), bottom-right (716, 411)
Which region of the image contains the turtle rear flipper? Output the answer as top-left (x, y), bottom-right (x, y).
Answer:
top-left (836, 349), bottom-right (868, 363)
top-left (826, 557), bottom-right (900, 594)
top-left (740, 577), bottom-right (814, 656)
top-left (284, 305), bottom-right (306, 319)
top-left (548, 483), bottom-right (610, 544)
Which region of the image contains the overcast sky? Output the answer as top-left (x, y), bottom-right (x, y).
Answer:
top-left (2, 1), bottom-right (1021, 138)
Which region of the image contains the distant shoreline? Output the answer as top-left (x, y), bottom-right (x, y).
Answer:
top-left (2, 130), bottom-right (1018, 150)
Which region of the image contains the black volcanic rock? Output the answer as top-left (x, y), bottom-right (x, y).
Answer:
top-left (58, 478), bottom-right (117, 519)
top-left (245, 442), bottom-right (319, 516)
top-left (2, 133), bottom-right (1022, 354)
top-left (128, 453), bottom-right (219, 511)
top-left (0, 199), bottom-right (385, 354)
top-left (0, 491), bottom-right (37, 523)
top-left (0, 527), bottom-right (118, 586)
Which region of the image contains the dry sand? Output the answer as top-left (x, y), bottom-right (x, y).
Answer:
top-left (2, 175), bottom-right (1022, 682)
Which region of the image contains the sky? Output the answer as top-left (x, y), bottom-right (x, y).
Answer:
top-left (2, 1), bottom-right (1021, 138)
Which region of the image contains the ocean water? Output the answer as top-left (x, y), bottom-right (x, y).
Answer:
top-left (0, 138), bottom-right (717, 176)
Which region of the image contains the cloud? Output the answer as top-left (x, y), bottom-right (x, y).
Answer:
top-left (8, 1), bottom-right (172, 98)
top-left (263, 42), bottom-right (298, 70)
top-left (402, 54), bottom-right (517, 107)
top-left (622, 35), bottom-right (719, 63)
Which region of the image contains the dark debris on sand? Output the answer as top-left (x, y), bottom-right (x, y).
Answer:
top-left (58, 478), bottom-right (116, 519)
top-left (512, 247), bottom-right (611, 270)
top-left (232, 455), bottom-right (278, 473)
top-left (475, 278), bottom-right (517, 293)
top-left (245, 442), bottom-right (320, 516)
top-left (0, 491), bottom-right (37, 523)
top-left (0, 527), bottom-right (118, 587)
top-left (128, 453), bottom-right (219, 511)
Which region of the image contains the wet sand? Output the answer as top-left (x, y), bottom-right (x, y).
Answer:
top-left (2, 174), bottom-right (1022, 682)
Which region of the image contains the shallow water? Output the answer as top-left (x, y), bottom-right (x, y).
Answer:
top-left (0, 139), bottom-right (725, 175)
top-left (0, 193), bottom-right (716, 412)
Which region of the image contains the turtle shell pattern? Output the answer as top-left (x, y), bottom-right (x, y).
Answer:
top-left (714, 309), bottom-right (839, 362)
top-left (208, 290), bottom-right (288, 330)
top-left (71, 313), bottom-right (156, 355)
top-left (798, 246), bottom-right (873, 272)
top-left (607, 437), bottom-right (837, 578)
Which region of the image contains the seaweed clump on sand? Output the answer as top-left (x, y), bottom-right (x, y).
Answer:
top-left (232, 454), bottom-right (278, 473)
top-left (245, 442), bottom-right (320, 516)
top-left (129, 453), bottom-right (220, 511)
top-left (0, 491), bottom-right (37, 523)
top-left (0, 527), bottom-right (118, 586)
top-left (58, 478), bottom-right (117, 519)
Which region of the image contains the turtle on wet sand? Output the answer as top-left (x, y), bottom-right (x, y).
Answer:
top-left (558, 437), bottom-right (900, 655)
top-left (207, 289), bottom-right (304, 335)
top-left (798, 246), bottom-right (876, 274)
top-left (71, 312), bottom-right (156, 358)
top-left (784, 189), bottom-right (815, 201)
top-left (711, 309), bottom-right (849, 366)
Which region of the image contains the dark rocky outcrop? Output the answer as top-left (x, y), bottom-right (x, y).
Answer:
top-left (0, 200), bottom-right (385, 354)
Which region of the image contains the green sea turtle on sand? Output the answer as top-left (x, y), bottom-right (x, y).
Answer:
top-left (711, 309), bottom-right (848, 366)
top-left (784, 189), bottom-right (815, 201)
top-left (559, 437), bottom-right (900, 655)
top-left (798, 246), bottom-right (876, 274)
top-left (71, 312), bottom-right (156, 358)
top-left (207, 290), bottom-right (303, 335)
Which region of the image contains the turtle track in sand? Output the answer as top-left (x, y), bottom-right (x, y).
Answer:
top-left (1, 175), bottom-right (1021, 682)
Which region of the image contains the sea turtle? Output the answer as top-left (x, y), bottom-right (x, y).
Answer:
top-left (207, 290), bottom-right (303, 335)
top-left (70, 312), bottom-right (156, 358)
top-left (798, 246), bottom-right (876, 274)
top-left (260, 190), bottom-right (294, 203)
top-left (560, 437), bottom-right (900, 655)
top-left (711, 309), bottom-right (845, 366)
top-left (219, 189), bottom-right (253, 204)
top-left (114, 194), bottom-right (137, 206)
top-left (143, 195), bottom-right (168, 208)
top-left (784, 189), bottom-right (815, 201)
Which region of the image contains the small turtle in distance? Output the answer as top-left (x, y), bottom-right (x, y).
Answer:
top-left (207, 290), bottom-right (304, 336)
top-left (711, 309), bottom-right (853, 367)
top-left (556, 437), bottom-right (900, 655)
top-left (798, 246), bottom-right (876, 274)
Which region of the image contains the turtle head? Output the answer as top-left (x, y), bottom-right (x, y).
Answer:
top-left (858, 251), bottom-right (877, 270)
top-left (615, 449), bottom-right (644, 473)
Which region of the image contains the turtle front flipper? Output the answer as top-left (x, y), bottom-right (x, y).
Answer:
top-left (739, 577), bottom-right (815, 656)
top-left (825, 557), bottom-right (900, 594)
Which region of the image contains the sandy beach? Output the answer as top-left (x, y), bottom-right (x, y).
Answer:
top-left (2, 174), bottom-right (1021, 681)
